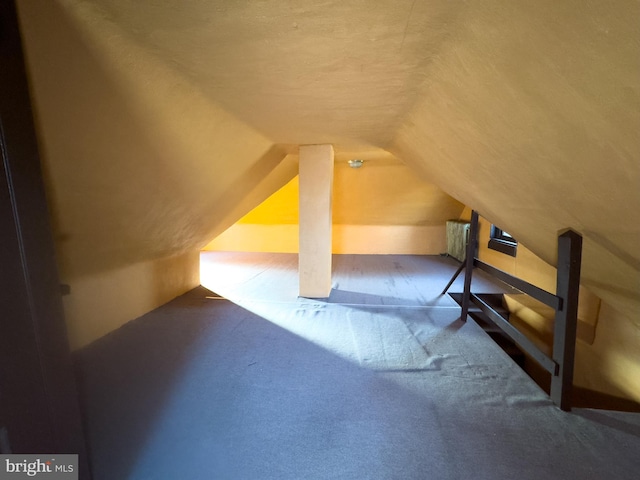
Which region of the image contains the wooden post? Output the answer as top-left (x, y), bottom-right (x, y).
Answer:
top-left (298, 144), bottom-right (334, 298)
top-left (461, 211), bottom-right (479, 321)
top-left (550, 230), bottom-right (582, 411)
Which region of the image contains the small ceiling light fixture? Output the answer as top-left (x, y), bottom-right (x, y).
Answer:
top-left (348, 159), bottom-right (364, 169)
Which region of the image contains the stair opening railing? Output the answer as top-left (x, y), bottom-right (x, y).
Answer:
top-left (460, 211), bottom-right (582, 411)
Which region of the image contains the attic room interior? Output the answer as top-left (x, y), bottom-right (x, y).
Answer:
top-left (1, 0), bottom-right (639, 479)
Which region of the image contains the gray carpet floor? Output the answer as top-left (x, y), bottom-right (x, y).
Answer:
top-left (76, 253), bottom-right (640, 479)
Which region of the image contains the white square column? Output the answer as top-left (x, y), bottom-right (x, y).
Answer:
top-left (298, 144), bottom-right (334, 298)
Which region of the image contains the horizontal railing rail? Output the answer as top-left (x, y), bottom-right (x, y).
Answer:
top-left (459, 210), bottom-right (582, 411)
top-left (472, 260), bottom-right (562, 311)
top-left (470, 294), bottom-right (558, 375)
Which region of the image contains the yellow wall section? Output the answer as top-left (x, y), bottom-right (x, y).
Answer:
top-left (207, 224), bottom-right (448, 255)
top-left (575, 303), bottom-right (640, 402)
top-left (204, 176), bottom-right (299, 252)
top-left (205, 158), bottom-right (463, 254)
top-left (332, 225), bottom-right (446, 255)
top-left (238, 176), bottom-right (299, 225)
top-left (332, 159), bottom-right (462, 226)
top-left (64, 251), bottom-right (200, 349)
top-left (206, 225), bottom-right (300, 253)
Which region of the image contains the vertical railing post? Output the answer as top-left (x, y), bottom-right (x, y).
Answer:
top-left (461, 211), bottom-right (479, 321)
top-left (550, 230), bottom-right (582, 411)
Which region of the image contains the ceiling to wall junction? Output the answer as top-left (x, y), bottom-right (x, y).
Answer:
top-left (15, 0), bottom-right (640, 316)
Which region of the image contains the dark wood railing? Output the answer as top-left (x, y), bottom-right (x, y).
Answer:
top-left (460, 211), bottom-right (582, 411)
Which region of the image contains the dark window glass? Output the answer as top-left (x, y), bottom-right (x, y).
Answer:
top-left (488, 225), bottom-right (518, 256)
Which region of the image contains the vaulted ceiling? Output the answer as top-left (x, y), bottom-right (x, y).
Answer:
top-left (16, 0), bottom-right (640, 318)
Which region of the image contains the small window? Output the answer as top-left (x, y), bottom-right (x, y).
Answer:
top-left (488, 225), bottom-right (518, 257)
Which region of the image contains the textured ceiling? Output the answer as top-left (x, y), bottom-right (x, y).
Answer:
top-left (66, 0), bottom-right (463, 148)
top-left (16, 0), bottom-right (640, 317)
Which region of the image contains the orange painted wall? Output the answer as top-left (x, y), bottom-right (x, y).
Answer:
top-left (204, 158), bottom-right (464, 254)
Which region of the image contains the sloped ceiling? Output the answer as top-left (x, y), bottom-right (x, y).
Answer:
top-left (80, 0), bottom-right (464, 147)
top-left (16, 1), bottom-right (640, 315)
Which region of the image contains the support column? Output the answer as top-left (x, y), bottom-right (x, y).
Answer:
top-left (461, 210), bottom-right (479, 321)
top-left (298, 144), bottom-right (334, 297)
top-left (550, 229), bottom-right (582, 411)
